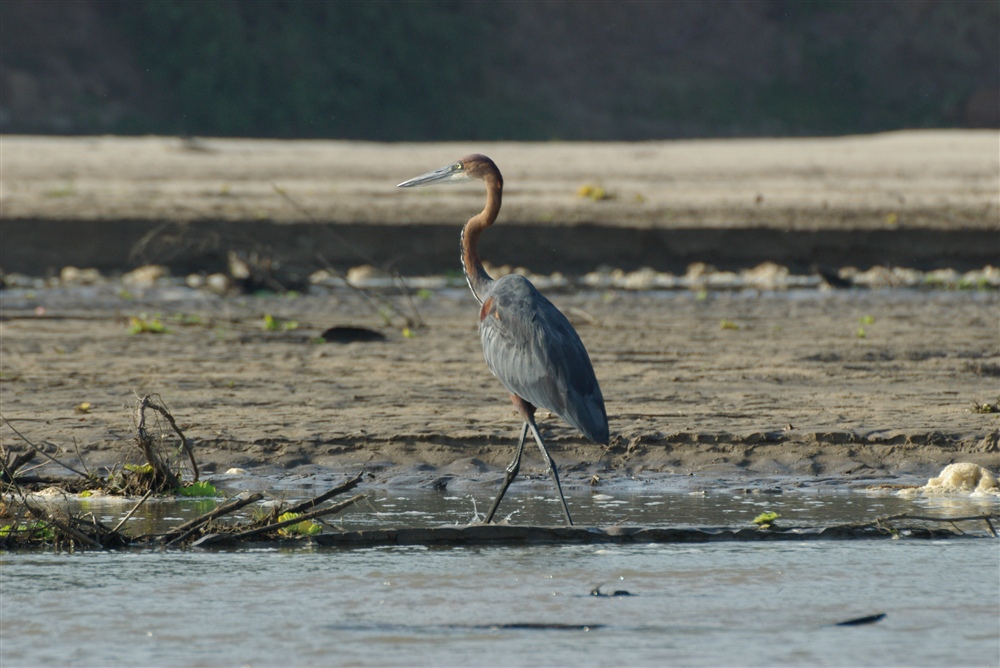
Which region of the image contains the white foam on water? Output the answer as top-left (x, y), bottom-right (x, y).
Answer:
top-left (904, 462), bottom-right (1000, 497)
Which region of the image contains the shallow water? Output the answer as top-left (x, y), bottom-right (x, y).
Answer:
top-left (3, 490), bottom-right (998, 667)
top-left (33, 479), bottom-right (1000, 533)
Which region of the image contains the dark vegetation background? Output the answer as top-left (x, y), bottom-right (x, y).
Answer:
top-left (1, 0), bottom-right (997, 140)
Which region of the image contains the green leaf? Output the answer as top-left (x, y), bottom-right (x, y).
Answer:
top-left (1, 521), bottom-right (56, 541)
top-left (277, 512), bottom-right (322, 536)
top-left (177, 481), bottom-right (218, 497)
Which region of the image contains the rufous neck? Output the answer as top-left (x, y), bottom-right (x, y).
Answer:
top-left (461, 177), bottom-right (502, 303)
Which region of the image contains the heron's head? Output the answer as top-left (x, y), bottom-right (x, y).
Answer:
top-left (397, 154), bottom-right (502, 189)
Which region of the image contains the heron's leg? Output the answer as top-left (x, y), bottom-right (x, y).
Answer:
top-left (525, 416), bottom-right (574, 526)
top-left (483, 421), bottom-right (528, 524)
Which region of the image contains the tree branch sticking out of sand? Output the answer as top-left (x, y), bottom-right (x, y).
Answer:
top-left (133, 393), bottom-right (199, 488)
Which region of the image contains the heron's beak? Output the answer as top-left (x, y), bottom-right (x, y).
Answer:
top-left (397, 161), bottom-right (466, 188)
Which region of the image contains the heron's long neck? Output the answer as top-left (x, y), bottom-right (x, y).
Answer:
top-left (461, 177), bottom-right (502, 304)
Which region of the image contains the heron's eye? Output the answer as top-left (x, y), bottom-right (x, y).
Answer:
top-left (453, 163), bottom-right (462, 171)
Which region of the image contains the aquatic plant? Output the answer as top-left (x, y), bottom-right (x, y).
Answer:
top-left (752, 511), bottom-right (780, 529)
top-left (177, 481), bottom-right (218, 498)
top-left (128, 314), bottom-right (168, 335)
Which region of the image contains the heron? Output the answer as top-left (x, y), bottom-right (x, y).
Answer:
top-left (398, 154), bottom-right (609, 526)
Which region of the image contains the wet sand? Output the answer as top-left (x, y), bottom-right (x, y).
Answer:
top-left (1, 286), bottom-right (997, 487)
top-left (1, 132), bottom-right (998, 488)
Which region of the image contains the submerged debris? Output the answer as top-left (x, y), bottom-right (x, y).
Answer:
top-left (0, 473), bottom-right (366, 551)
top-left (834, 613), bottom-right (887, 627)
top-left (295, 520), bottom-right (994, 549)
top-left (1, 397), bottom-right (369, 550)
top-left (590, 584), bottom-right (633, 597)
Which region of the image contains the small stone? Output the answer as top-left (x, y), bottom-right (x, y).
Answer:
top-left (743, 262), bottom-right (789, 290)
top-left (685, 262), bottom-right (715, 280)
top-left (852, 266), bottom-right (895, 288)
top-left (60, 266), bottom-right (102, 285)
top-left (205, 273), bottom-right (232, 294)
top-left (622, 267), bottom-right (658, 290)
top-left (924, 268), bottom-right (961, 287)
top-left (123, 264), bottom-right (170, 287)
top-left (346, 264), bottom-right (388, 283)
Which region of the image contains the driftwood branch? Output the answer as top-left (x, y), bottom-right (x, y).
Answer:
top-left (282, 472), bottom-right (364, 516)
top-left (24, 504), bottom-right (102, 549)
top-left (0, 463), bottom-right (104, 549)
top-left (871, 512), bottom-right (999, 538)
top-left (214, 493), bottom-right (365, 543)
top-left (112, 490), bottom-right (154, 534)
top-left (135, 395), bottom-right (198, 484)
top-left (160, 491), bottom-right (265, 546)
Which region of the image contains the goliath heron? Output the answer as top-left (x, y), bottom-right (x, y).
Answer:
top-left (398, 155), bottom-right (608, 525)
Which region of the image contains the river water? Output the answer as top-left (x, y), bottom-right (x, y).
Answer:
top-left (2, 488), bottom-right (998, 667)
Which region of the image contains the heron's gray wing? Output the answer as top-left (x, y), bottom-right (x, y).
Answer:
top-left (479, 275), bottom-right (608, 443)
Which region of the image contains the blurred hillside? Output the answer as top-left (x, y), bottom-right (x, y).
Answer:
top-left (1, 0), bottom-right (997, 140)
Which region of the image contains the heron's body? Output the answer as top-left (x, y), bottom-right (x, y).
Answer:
top-left (479, 274), bottom-right (608, 444)
top-left (398, 154), bottom-right (608, 525)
